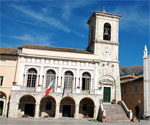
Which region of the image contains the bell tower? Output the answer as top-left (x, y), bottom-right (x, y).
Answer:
top-left (87, 9), bottom-right (122, 101)
top-left (87, 9), bottom-right (121, 62)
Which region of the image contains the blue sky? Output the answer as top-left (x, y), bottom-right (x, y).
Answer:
top-left (0, 0), bottom-right (149, 66)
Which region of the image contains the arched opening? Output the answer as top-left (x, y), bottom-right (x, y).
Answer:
top-left (103, 23), bottom-right (111, 41)
top-left (82, 72), bottom-right (91, 91)
top-left (0, 101), bottom-right (4, 116)
top-left (79, 98), bottom-right (94, 118)
top-left (0, 92), bottom-right (6, 116)
top-left (27, 68), bottom-right (37, 88)
top-left (40, 96), bottom-right (56, 117)
top-left (60, 97), bottom-right (75, 117)
top-left (64, 71), bottom-right (73, 93)
top-left (45, 69), bottom-right (55, 91)
top-left (19, 95), bottom-right (36, 117)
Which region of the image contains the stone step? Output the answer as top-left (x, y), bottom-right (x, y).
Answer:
top-left (103, 104), bottom-right (130, 122)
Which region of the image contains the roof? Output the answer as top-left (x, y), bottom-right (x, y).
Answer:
top-left (87, 10), bottom-right (121, 24)
top-left (18, 44), bottom-right (92, 54)
top-left (0, 48), bottom-right (18, 56)
top-left (120, 74), bottom-right (143, 84)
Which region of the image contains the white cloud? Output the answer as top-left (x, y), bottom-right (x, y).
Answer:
top-left (13, 34), bottom-right (52, 46)
top-left (111, 4), bottom-right (149, 30)
top-left (11, 4), bottom-right (70, 32)
top-left (61, 0), bottom-right (92, 20)
top-left (72, 30), bottom-right (86, 38)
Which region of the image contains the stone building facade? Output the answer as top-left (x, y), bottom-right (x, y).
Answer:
top-left (143, 45), bottom-right (150, 118)
top-left (0, 48), bottom-right (19, 117)
top-left (8, 10), bottom-right (122, 119)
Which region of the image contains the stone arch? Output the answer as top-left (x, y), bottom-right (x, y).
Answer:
top-left (40, 95), bottom-right (56, 117)
top-left (79, 97), bottom-right (95, 118)
top-left (0, 91), bottom-right (7, 116)
top-left (19, 95), bottom-right (36, 117)
top-left (60, 96), bottom-right (75, 117)
top-left (0, 91), bottom-right (7, 99)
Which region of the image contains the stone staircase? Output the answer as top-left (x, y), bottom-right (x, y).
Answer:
top-left (103, 104), bottom-right (130, 122)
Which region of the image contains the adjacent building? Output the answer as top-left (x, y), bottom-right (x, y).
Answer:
top-left (120, 74), bottom-right (144, 117)
top-left (143, 45), bottom-right (150, 118)
top-left (0, 48), bottom-right (19, 117)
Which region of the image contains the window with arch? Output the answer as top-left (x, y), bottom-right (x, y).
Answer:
top-left (45, 69), bottom-right (55, 89)
top-left (103, 23), bottom-right (111, 41)
top-left (82, 72), bottom-right (91, 91)
top-left (64, 71), bottom-right (73, 90)
top-left (27, 68), bottom-right (37, 88)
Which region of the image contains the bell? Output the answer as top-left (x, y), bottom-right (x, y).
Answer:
top-left (104, 28), bottom-right (109, 35)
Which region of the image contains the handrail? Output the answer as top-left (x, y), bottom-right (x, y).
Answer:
top-left (118, 100), bottom-right (133, 120)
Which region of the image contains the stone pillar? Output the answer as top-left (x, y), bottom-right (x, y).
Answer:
top-left (35, 103), bottom-right (40, 118)
top-left (93, 105), bottom-right (98, 119)
top-left (55, 103), bottom-right (60, 118)
top-left (74, 104), bottom-right (79, 119)
top-left (8, 102), bottom-right (19, 118)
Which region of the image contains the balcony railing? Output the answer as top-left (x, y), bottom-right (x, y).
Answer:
top-left (11, 85), bottom-right (101, 95)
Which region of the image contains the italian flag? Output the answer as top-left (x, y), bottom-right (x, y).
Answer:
top-left (45, 78), bottom-right (54, 95)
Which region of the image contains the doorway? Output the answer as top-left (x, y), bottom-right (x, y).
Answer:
top-left (0, 101), bottom-right (4, 116)
top-left (63, 105), bottom-right (71, 117)
top-left (103, 87), bottom-right (111, 103)
top-left (25, 104), bottom-right (35, 117)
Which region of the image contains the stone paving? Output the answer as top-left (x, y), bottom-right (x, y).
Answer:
top-left (0, 117), bottom-right (150, 125)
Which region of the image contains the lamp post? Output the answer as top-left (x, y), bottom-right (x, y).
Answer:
top-left (138, 99), bottom-right (141, 122)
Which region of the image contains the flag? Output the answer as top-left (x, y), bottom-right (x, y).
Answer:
top-left (45, 78), bottom-right (54, 95)
top-left (62, 82), bottom-right (65, 97)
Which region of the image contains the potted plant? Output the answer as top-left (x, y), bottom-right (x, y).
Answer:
top-left (112, 99), bottom-right (116, 104)
top-left (44, 115), bottom-right (49, 118)
top-left (132, 115), bottom-right (136, 122)
top-left (77, 86), bottom-right (80, 89)
top-left (101, 115), bottom-right (106, 122)
top-left (22, 114), bottom-right (28, 118)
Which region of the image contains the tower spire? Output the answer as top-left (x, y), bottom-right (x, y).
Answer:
top-left (144, 45), bottom-right (148, 57)
top-left (102, 7), bottom-right (106, 13)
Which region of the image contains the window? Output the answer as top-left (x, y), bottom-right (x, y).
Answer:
top-left (82, 72), bottom-right (91, 91)
top-left (134, 85), bottom-right (138, 92)
top-left (91, 26), bottom-right (94, 42)
top-left (27, 68), bottom-right (37, 88)
top-left (103, 23), bottom-right (111, 41)
top-left (0, 76), bottom-right (3, 86)
top-left (64, 71), bottom-right (73, 90)
top-left (123, 87), bottom-right (126, 94)
top-left (45, 70), bottom-right (55, 89)
top-left (46, 101), bottom-right (52, 110)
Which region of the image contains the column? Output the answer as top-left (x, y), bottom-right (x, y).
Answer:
top-left (55, 103), bottom-right (60, 118)
top-left (35, 103), bottom-right (40, 118)
top-left (3, 99), bottom-right (8, 117)
top-left (74, 104), bottom-right (79, 119)
top-left (93, 105), bottom-right (98, 119)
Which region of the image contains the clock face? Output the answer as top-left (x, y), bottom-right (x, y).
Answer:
top-left (102, 47), bottom-right (112, 57)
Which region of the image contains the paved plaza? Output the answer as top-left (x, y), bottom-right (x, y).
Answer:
top-left (0, 117), bottom-right (150, 125)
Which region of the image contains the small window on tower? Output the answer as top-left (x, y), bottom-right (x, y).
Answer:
top-left (91, 26), bottom-right (94, 42)
top-left (103, 23), bottom-right (111, 41)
